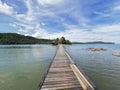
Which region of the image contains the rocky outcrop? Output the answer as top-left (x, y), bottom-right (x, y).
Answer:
top-left (89, 48), bottom-right (107, 51)
top-left (113, 52), bottom-right (120, 57)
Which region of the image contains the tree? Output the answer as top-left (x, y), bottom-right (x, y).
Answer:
top-left (59, 36), bottom-right (66, 44)
top-left (55, 38), bottom-right (59, 44)
top-left (66, 40), bottom-right (71, 45)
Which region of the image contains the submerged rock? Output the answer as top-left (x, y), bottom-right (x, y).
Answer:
top-left (89, 48), bottom-right (107, 51)
top-left (113, 52), bottom-right (120, 57)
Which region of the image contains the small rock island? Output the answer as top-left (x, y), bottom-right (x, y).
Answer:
top-left (113, 52), bottom-right (120, 57)
top-left (89, 48), bottom-right (107, 51)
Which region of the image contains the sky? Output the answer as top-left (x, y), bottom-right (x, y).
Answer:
top-left (0, 0), bottom-right (120, 43)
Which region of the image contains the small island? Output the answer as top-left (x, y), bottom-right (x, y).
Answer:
top-left (113, 52), bottom-right (120, 57)
top-left (88, 48), bottom-right (107, 51)
top-left (51, 37), bottom-right (71, 45)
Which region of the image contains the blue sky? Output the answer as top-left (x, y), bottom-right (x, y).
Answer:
top-left (0, 0), bottom-right (120, 43)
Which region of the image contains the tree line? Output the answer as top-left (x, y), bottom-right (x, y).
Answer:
top-left (0, 33), bottom-right (72, 45)
top-left (0, 33), bottom-right (52, 44)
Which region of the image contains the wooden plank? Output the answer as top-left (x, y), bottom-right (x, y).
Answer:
top-left (41, 85), bottom-right (83, 90)
top-left (39, 45), bottom-right (96, 90)
top-left (39, 45), bottom-right (83, 90)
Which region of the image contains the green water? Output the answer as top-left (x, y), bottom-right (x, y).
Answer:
top-left (65, 44), bottom-right (120, 90)
top-left (0, 45), bottom-right (57, 90)
top-left (1, 44), bottom-right (120, 90)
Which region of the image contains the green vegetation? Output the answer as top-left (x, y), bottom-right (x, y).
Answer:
top-left (0, 33), bottom-right (72, 45)
top-left (0, 33), bottom-right (52, 44)
top-left (52, 37), bottom-right (71, 45)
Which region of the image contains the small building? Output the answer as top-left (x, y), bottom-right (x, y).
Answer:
top-left (51, 41), bottom-right (58, 45)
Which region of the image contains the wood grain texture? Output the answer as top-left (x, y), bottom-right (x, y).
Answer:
top-left (40, 45), bottom-right (83, 90)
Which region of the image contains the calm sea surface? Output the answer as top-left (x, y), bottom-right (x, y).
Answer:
top-left (65, 44), bottom-right (120, 90)
top-left (0, 45), bottom-right (57, 90)
top-left (0, 44), bottom-right (120, 90)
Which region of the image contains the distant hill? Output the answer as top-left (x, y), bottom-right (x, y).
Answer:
top-left (0, 33), bottom-right (52, 44)
top-left (72, 42), bottom-right (84, 44)
top-left (72, 41), bottom-right (115, 44)
top-left (85, 41), bottom-right (115, 44)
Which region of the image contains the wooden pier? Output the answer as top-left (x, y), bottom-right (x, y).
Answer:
top-left (38, 45), bottom-right (96, 90)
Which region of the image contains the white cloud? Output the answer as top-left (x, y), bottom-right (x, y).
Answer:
top-left (31, 23), bottom-right (120, 43)
top-left (0, 0), bottom-right (34, 23)
top-left (1, 0), bottom-right (120, 43)
top-left (9, 23), bottom-right (17, 28)
top-left (94, 11), bottom-right (111, 17)
top-left (32, 29), bottom-right (48, 38)
top-left (31, 28), bottom-right (101, 42)
top-left (14, 0), bottom-right (36, 22)
top-left (16, 23), bottom-right (35, 33)
top-left (37, 0), bottom-right (64, 5)
top-left (114, 5), bottom-right (120, 11)
top-left (0, 0), bottom-right (14, 15)
top-left (93, 23), bottom-right (120, 33)
top-left (15, 13), bottom-right (34, 22)
top-left (24, 0), bottom-right (35, 21)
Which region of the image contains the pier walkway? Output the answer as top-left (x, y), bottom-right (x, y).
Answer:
top-left (38, 45), bottom-right (96, 90)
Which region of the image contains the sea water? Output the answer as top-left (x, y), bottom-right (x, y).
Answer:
top-left (0, 44), bottom-right (120, 90)
top-left (65, 44), bottom-right (120, 90)
top-left (0, 45), bottom-right (57, 90)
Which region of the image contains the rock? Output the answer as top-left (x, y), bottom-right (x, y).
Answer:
top-left (113, 52), bottom-right (120, 57)
top-left (89, 48), bottom-right (107, 51)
